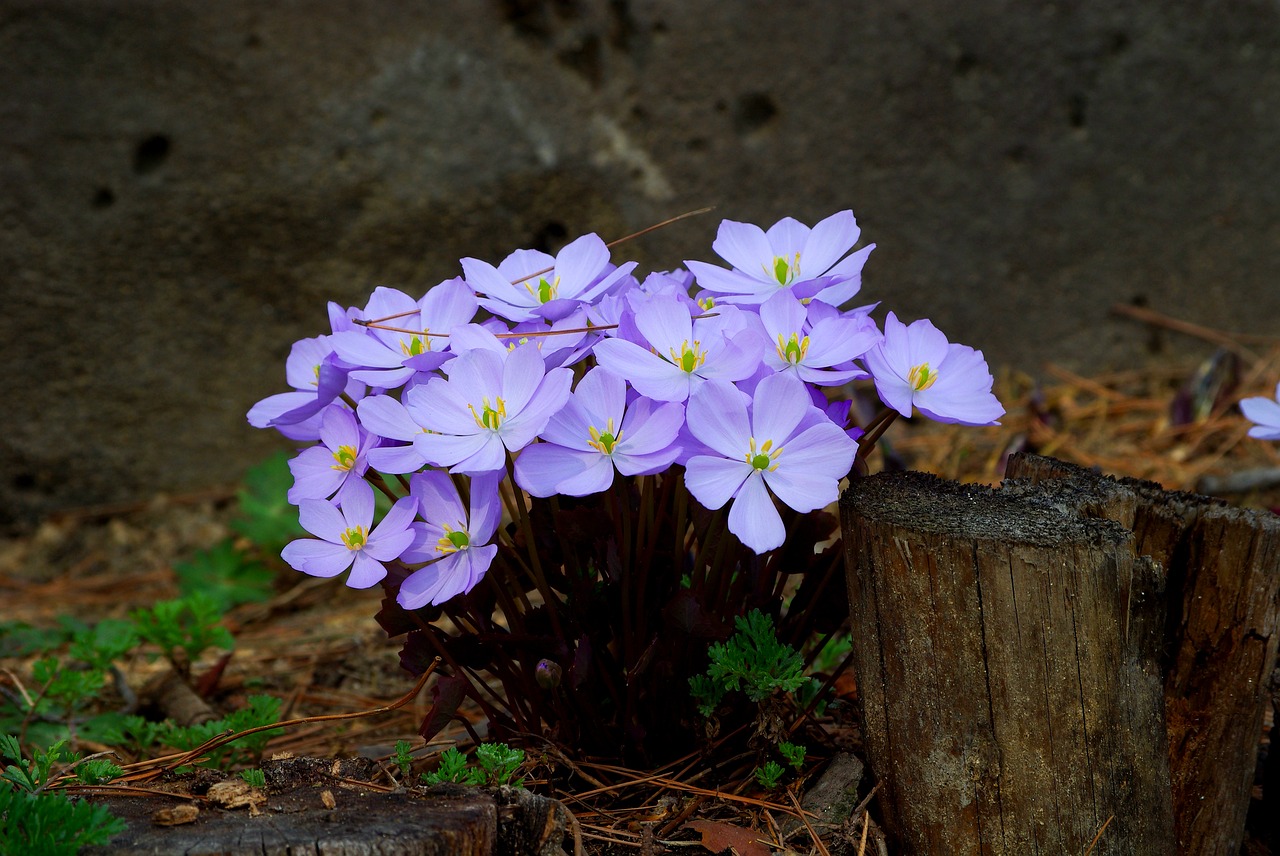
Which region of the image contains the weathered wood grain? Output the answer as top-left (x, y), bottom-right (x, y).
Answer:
top-left (1005, 453), bottom-right (1280, 855)
top-left (841, 470), bottom-right (1175, 855)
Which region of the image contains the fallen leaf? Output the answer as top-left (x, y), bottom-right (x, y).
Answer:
top-left (686, 819), bottom-right (772, 856)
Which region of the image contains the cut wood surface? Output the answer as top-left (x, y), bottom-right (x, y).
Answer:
top-left (79, 757), bottom-right (571, 856)
top-left (1005, 453), bottom-right (1280, 856)
top-left (84, 786), bottom-right (497, 856)
top-left (841, 470), bottom-right (1175, 855)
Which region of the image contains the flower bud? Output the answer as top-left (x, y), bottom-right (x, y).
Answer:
top-left (535, 658), bottom-right (562, 690)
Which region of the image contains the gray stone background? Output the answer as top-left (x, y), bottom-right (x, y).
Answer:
top-left (3, 0), bottom-right (1278, 526)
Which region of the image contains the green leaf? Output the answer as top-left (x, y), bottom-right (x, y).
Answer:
top-left (232, 452), bottom-right (305, 553)
top-left (67, 619), bottom-right (138, 670)
top-left (754, 761), bottom-right (785, 790)
top-left (695, 610), bottom-right (808, 708)
top-left (474, 743), bottom-right (525, 787)
top-left (174, 541), bottom-right (275, 610)
top-left (0, 622), bottom-right (74, 658)
top-left (162, 695), bottom-right (283, 768)
top-left (0, 784), bottom-right (126, 853)
top-left (778, 741), bottom-right (806, 771)
top-left (132, 594), bottom-right (234, 664)
top-left (75, 759), bottom-right (123, 785)
top-left (421, 746), bottom-right (484, 786)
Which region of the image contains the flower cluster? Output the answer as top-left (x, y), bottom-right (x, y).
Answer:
top-left (249, 210), bottom-right (1004, 612)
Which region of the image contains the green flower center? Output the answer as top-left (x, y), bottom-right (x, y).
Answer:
top-left (331, 444), bottom-right (358, 471)
top-left (468, 396), bottom-right (508, 431)
top-left (767, 253), bottom-right (801, 285)
top-left (400, 332), bottom-right (431, 357)
top-left (523, 275), bottom-right (561, 304)
top-left (667, 339), bottom-right (708, 374)
top-left (908, 363), bottom-right (939, 392)
top-left (745, 437), bottom-right (783, 472)
top-left (588, 419), bottom-right (622, 455)
top-left (776, 332), bottom-right (810, 366)
top-left (341, 525), bottom-right (369, 551)
top-left (437, 525), bottom-right (470, 555)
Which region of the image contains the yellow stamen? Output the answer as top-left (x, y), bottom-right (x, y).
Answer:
top-left (587, 418), bottom-right (622, 455)
top-left (436, 524), bottom-right (470, 555)
top-left (667, 340), bottom-right (707, 374)
top-left (766, 253), bottom-right (802, 286)
top-left (399, 331), bottom-right (431, 357)
top-left (467, 396), bottom-right (508, 430)
top-left (522, 275), bottom-right (561, 304)
top-left (744, 437), bottom-right (783, 471)
top-left (775, 332), bottom-right (810, 366)
top-left (340, 525), bottom-right (369, 551)
top-left (908, 363), bottom-right (939, 391)
top-left (331, 444), bottom-right (358, 471)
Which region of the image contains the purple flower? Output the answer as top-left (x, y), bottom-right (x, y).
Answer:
top-left (683, 375), bottom-right (857, 554)
top-left (330, 280), bottom-right (476, 388)
top-left (450, 316), bottom-right (595, 371)
top-left (1241, 383), bottom-right (1280, 440)
top-left (397, 471), bottom-right (503, 609)
top-left (515, 367), bottom-right (685, 497)
top-left (287, 406), bottom-right (378, 505)
top-left (592, 295), bottom-right (765, 402)
top-left (759, 292), bottom-right (881, 385)
top-left (281, 482), bottom-right (417, 589)
top-left (461, 234), bottom-right (638, 323)
top-left (247, 336), bottom-right (351, 434)
top-left (355, 393), bottom-right (432, 474)
top-left (863, 312), bottom-right (1004, 426)
top-left (685, 211), bottom-right (874, 306)
top-left (411, 343), bottom-right (573, 474)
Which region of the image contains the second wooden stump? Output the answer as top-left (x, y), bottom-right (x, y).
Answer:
top-left (840, 457), bottom-right (1280, 854)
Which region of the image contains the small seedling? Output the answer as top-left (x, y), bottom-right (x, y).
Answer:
top-left (74, 758), bottom-right (124, 786)
top-left (0, 734), bottom-right (127, 853)
top-left (0, 783), bottom-right (126, 855)
top-left (778, 741), bottom-right (806, 771)
top-left (231, 450), bottom-right (307, 555)
top-left (393, 739), bottom-right (415, 780)
top-left (132, 594), bottom-right (235, 667)
top-left (240, 768), bottom-right (267, 788)
top-left (174, 540), bottom-right (274, 612)
top-left (162, 694), bottom-right (284, 769)
top-left (754, 760), bottom-right (785, 790)
top-left (419, 742), bottom-right (525, 787)
top-left (1, 734), bottom-right (68, 794)
top-left (421, 746), bottom-right (484, 786)
top-left (474, 742), bottom-right (525, 787)
top-left (691, 610), bottom-right (811, 717)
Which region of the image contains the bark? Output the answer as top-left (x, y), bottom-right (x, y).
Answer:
top-left (1005, 453), bottom-right (1280, 855)
top-left (841, 470), bottom-right (1175, 855)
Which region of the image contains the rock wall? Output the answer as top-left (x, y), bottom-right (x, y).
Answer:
top-left (3, 0), bottom-right (1278, 523)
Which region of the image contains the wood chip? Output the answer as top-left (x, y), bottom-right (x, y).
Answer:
top-left (207, 779), bottom-right (268, 812)
top-left (152, 803), bottom-right (200, 826)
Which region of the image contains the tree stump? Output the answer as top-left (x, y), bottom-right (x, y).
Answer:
top-left (81, 758), bottom-right (572, 856)
top-left (842, 458), bottom-right (1280, 855)
top-left (841, 470), bottom-right (1175, 854)
top-left (1005, 453), bottom-right (1280, 855)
